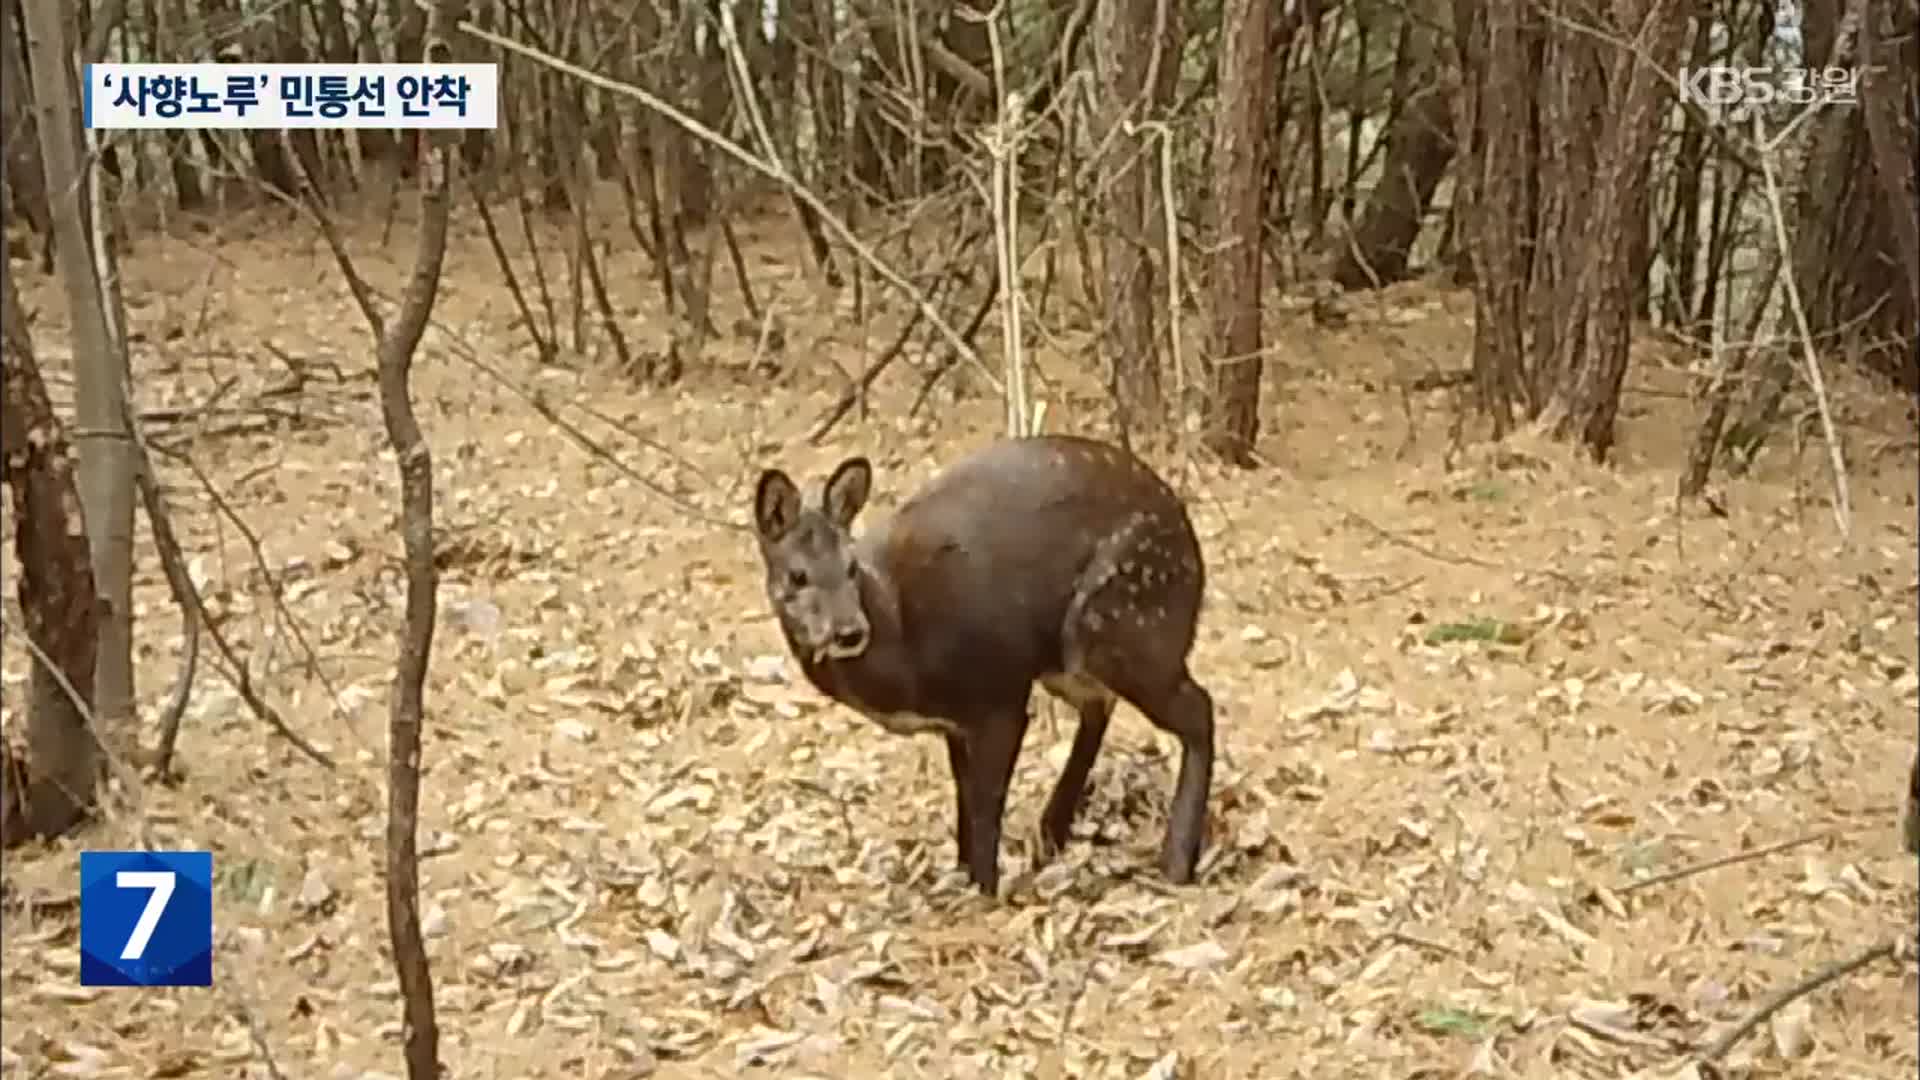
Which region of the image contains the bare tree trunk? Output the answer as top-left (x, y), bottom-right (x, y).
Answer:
top-left (1096, 0), bottom-right (1181, 443)
top-left (1457, 0), bottom-right (1531, 435)
top-left (1658, 13), bottom-right (1714, 330)
top-left (1726, 0), bottom-right (1913, 450)
top-left (768, 0), bottom-right (798, 147)
top-left (677, 3), bottom-right (722, 230)
top-left (931, 0), bottom-right (994, 193)
top-left (378, 4), bottom-right (461, 1074)
top-left (1202, 0), bottom-right (1270, 465)
top-left (1332, 10), bottom-right (1454, 289)
top-left (352, 0), bottom-right (395, 166)
top-left (1855, 0), bottom-right (1918, 347)
top-left (147, 0), bottom-right (204, 210)
top-left (1535, 0), bottom-right (1686, 458)
top-left (796, 0), bottom-right (842, 196)
top-left (0, 249), bottom-right (102, 848)
top-left (372, 4), bottom-right (470, 1068)
top-left (21, 0), bottom-right (135, 744)
top-left (1302, 0), bottom-right (1326, 246)
top-left (1, 0), bottom-right (52, 265)
top-left (218, 0), bottom-right (297, 195)
top-left (1526, 0), bottom-right (1602, 409)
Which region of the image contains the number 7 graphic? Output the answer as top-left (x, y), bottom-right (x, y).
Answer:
top-left (115, 870), bottom-right (176, 961)
top-left (80, 851), bottom-right (214, 987)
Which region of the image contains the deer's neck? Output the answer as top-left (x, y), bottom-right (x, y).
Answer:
top-left (851, 556), bottom-right (907, 671)
top-left (801, 547), bottom-right (931, 728)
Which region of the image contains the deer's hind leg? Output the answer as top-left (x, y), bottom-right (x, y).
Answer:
top-left (1057, 519), bottom-right (1214, 883)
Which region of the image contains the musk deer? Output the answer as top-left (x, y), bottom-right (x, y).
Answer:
top-left (750, 434), bottom-right (1215, 896)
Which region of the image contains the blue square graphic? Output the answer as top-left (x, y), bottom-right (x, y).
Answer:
top-left (79, 851), bottom-right (213, 987)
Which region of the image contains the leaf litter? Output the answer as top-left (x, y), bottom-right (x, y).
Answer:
top-left (1, 215), bottom-right (1916, 1079)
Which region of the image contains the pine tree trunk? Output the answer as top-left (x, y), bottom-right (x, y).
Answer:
top-left (1202, 0), bottom-right (1270, 464)
top-left (1096, 0), bottom-right (1181, 443)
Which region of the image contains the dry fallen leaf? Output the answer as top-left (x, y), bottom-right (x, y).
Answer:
top-left (1769, 998), bottom-right (1813, 1059)
top-left (1140, 1050), bottom-right (1180, 1079)
top-left (1154, 940), bottom-right (1230, 971)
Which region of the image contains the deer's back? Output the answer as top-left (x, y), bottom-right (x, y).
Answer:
top-left (864, 436), bottom-right (1201, 700)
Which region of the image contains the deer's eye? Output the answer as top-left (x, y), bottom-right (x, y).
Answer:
top-left (786, 569), bottom-right (809, 590)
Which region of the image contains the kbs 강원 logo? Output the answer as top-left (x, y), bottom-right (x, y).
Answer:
top-left (79, 851), bottom-right (214, 987)
top-left (1678, 65), bottom-right (1866, 113)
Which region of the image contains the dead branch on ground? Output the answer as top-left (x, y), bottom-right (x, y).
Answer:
top-left (1613, 832), bottom-right (1829, 896)
top-left (228, 993), bottom-right (291, 1080)
top-left (435, 332), bottom-right (735, 529)
top-left (98, 452), bottom-right (336, 770)
top-left (1696, 940), bottom-right (1898, 1062)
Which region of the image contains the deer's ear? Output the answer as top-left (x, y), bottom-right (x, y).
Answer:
top-left (754, 469), bottom-right (803, 541)
top-left (823, 457), bottom-right (872, 529)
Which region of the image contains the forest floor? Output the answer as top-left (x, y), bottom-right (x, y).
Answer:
top-left (2, 193), bottom-right (1916, 1080)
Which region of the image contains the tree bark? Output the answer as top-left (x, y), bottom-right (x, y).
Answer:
top-left (1202, 0), bottom-right (1270, 464)
top-left (1657, 14), bottom-right (1715, 330)
top-left (1536, 0), bottom-right (1688, 459)
top-left (1727, 0), bottom-right (1918, 460)
top-left (1096, 0), bottom-right (1181, 443)
top-left (1, 250), bottom-right (102, 848)
top-left (21, 0), bottom-right (136, 742)
top-left (1, 0), bottom-right (52, 263)
top-left (1458, 0), bottom-right (1532, 435)
top-left (1526, 0), bottom-right (1603, 408)
top-left (379, 4), bottom-right (460, 1075)
top-left (1855, 0), bottom-right (1918, 352)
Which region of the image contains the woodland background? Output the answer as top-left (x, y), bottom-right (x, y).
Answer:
top-left (1, 0), bottom-right (1916, 1076)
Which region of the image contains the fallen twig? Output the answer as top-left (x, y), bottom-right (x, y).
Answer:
top-left (228, 995), bottom-right (291, 1080)
top-left (1696, 940), bottom-right (1897, 1062)
top-left (1615, 832), bottom-right (1827, 896)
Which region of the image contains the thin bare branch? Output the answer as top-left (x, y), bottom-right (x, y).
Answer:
top-left (457, 20), bottom-right (1004, 395)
